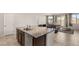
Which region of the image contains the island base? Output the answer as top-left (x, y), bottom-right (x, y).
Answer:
top-left (32, 35), bottom-right (46, 46)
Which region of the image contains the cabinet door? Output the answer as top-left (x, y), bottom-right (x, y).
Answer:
top-left (33, 34), bottom-right (46, 46)
top-left (16, 29), bottom-right (21, 45)
top-left (21, 31), bottom-right (25, 46)
top-left (16, 29), bottom-right (25, 46)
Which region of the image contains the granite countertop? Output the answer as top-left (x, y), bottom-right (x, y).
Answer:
top-left (16, 26), bottom-right (54, 38)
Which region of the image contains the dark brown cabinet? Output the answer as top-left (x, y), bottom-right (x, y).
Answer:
top-left (16, 29), bottom-right (25, 46)
top-left (16, 29), bottom-right (47, 46)
top-left (32, 35), bottom-right (46, 46)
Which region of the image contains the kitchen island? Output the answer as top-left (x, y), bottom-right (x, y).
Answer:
top-left (16, 26), bottom-right (54, 46)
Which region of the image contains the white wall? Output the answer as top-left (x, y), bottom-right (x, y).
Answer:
top-left (0, 13), bottom-right (4, 37)
top-left (15, 13), bottom-right (38, 27)
top-left (14, 13), bottom-right (46, 27)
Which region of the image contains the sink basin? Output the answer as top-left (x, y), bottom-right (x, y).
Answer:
top-left (24, 28), bottom-right (32, 31)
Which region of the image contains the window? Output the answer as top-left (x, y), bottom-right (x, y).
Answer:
top-left (71, 14), bottom-right (77, 24)
top-left (56, 15), bottom-right (65, 27)
top-left (77, 14), bottom-right (79, 24)
top-left (60, 15), bottom-right (65, 26)
top-left (71, 14), bottom-right (79, 24)
top-left (47, 16), bottom-right (54, 25)
top-left (57, 16), bottom-right (61, 25)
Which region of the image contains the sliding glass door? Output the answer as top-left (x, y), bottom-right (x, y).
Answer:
top-left (77, 14), bottom-right (79, 24)
top-left (56, 16), bottom-right (61, 25)
top-left (71, 14), bottom-right (79, 24)
top-left (47, 14), bottom-right (73, 28)
top-left (56, 15), bottom-right (65, 27)
top-left (61, 15), bottom-right (65, 27)
top-left (47, 16), bottom-right (54, 25)
top-left (71, 14), bottom-right (77, 24)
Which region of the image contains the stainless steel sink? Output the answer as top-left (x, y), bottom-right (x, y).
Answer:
top-left (24, 28), bottom-right (32, 31)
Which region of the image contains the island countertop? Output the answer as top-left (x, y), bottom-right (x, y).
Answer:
top-left (16, 26), bottom-right (54, 38)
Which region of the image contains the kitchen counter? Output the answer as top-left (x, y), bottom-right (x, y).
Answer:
top-left (16, 26), bottom-right (54, 38)
top-left (16, 26), bottom-right (54, 46)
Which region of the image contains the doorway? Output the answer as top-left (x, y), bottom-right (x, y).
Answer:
top-left (4, 14), bottom-right (15, 36)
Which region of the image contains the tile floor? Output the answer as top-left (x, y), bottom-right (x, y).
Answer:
top-left (47, 30), bottom-right (79, 46)
top-left (0, 30), bottom-right (79, 46)
top-left (0, 35), bottom-right (20, 46)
